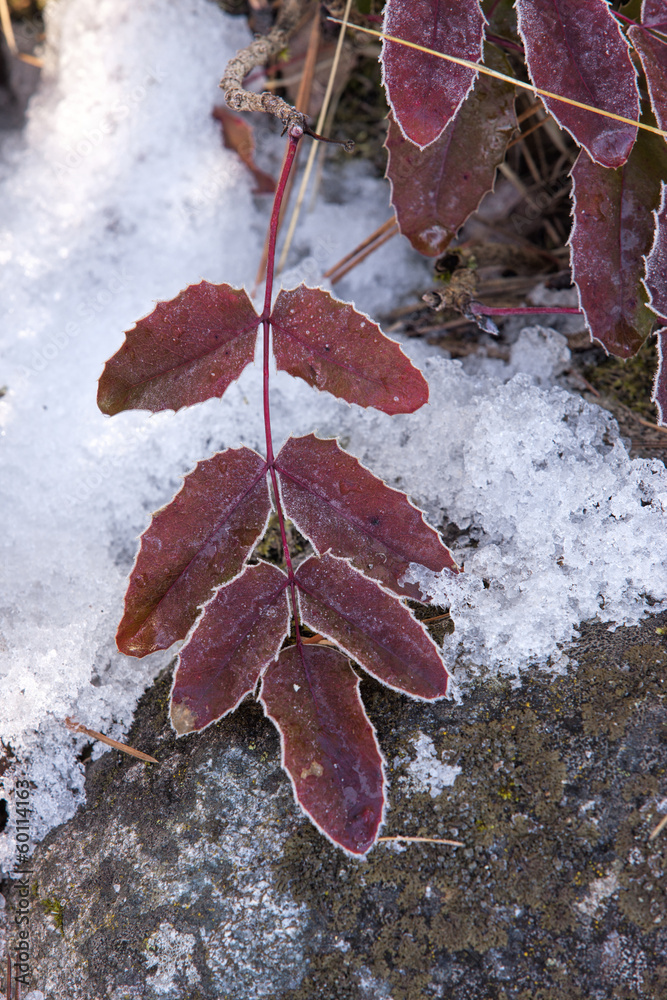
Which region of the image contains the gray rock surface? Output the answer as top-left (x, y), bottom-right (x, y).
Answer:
top-left (2, 611), bottom-right (667, 999)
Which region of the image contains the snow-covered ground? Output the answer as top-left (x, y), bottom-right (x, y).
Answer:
top-left (2, 0), bottom-right (667, 869)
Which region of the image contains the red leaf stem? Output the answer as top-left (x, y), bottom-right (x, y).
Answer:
top-left (261, 125), bottom-right (305, 648)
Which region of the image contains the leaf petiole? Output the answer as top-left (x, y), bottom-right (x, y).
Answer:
top-left (261, 124), bottom-right (304, 647)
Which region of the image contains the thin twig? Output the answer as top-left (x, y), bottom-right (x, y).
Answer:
top-left (0, 0), bottom-right (16, 55)
top-left (649, 813), bottom-right (667, 840)
top-left (378, 835), bottom-right (465, 847)
top-left (323, 217), bottom-right (397, 278)
top-left (254, 8), bottom-right (321, 290)
top-left (65, 717), bottom-right (158, 763)
top-left (276, 0), bottom-right (354, 274)
top-left (220, 0), bottom-right (308, 131)
top-left (329, 18), bottom-right (667, 141)
top-left (326, 221), bottom-right (399, 284)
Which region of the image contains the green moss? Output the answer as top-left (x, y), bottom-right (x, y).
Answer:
top-left (275, 613), bottom-right (667, 1000)
top-left (583, 337), bottom-right (660, 422)
top-left (40, 895), bottom-right (65, 933)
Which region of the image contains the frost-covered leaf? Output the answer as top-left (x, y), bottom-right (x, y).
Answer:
top-left (516, 0), bottom-right (639, 168)
top-left (117, 447), bottom-right (270, 656)
top-left (275, 434), bottom-right (457, 600)
top-left (260, 644), bottom-right (385, 855)
top-left (651, 328), bottom-right (667, 424)
top-left (642, 0), bottom-right (667, 30)
top-left (570, 129), bottom-right (667, 357)
top-left (645, 183), bottom-right (667, 320)
top-left (385, 45), bottom-right (516, 257)
top-left (381, 0), bottom-right (486, 149)
top-left (628, 25), bottom-right (667, 133)
top-left (98, 282), bottom-right (259, 414)
top-left (270, 286), bottom-right (428, 414)
top-left (296, 554), bottom-right (449, 700)
top-left (212, 105), bottom-right (276, 195)
top-left (170, 562), bottom-right (289, 735)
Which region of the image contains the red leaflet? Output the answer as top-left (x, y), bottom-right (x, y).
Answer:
top-left (516, 0), bottom-right (639, 168)
top-left (381, 0), bottom-right (486, 149)
top-left (212, 106), bottom-right (276, 195)
top-left (642, 0), bottom-right (667, 30)
top-left (170, 562), bottom-right (290, 734)
top-left (385, 46), bottom-right (516, 257)
top-left (260, 645), bottom-right (385, 855)
top-left (645, 184), bottom-right (667, 321)
top-left (270, 285), bottom-right (428, 414)
top-left (275, 434), bottom-right (457, 600)
top-left (98, 282), bottom-right (259, 415)
top-left (570, 130), bottom-right (667, 358)
top-left (117, 448), bottom-right (271, 656)
top-left (628, 27), bottom-right (667, 133)
top-left (295, 554), bottom-right (449, 701)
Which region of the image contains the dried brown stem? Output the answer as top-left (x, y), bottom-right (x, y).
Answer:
top-left (220, 0), bottom-right (310, 132)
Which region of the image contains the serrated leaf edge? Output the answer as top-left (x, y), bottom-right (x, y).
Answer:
top-left (119, 445), bottom-right (271, 656)
top-left (380, 2), bottom-right (487, 152)
top-left (294, 551), bottom-right (450, 702)
top-left (516, 0), bottom-right (640, 169)
top-left (169, 559), bottom-right (291, 737)
top-left (259, 648), bottom-right (389, 858)
top-left (643, 180), bottom-right (667, 323)
top-left (274, 432), bottom-right (459, 586)
top-left (98, 281), bottom-right (261, 416)
top-left (271, 284), bottom-right (429, 413)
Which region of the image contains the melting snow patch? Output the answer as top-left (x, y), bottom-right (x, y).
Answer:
top-left (2, 0), bottom-right (667, 865)
top-left (399, 732), bottom-right (461, 798)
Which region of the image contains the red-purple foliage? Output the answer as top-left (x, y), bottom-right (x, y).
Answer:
top-left (99, 0), bottom-right (667, 855)
top-left (99, 128), bottom-right (455, 855)
top-left (97, 282), bottom-right (260, 415)
top-left (275, 434), bottom-right (457, 600)
top-left (381, 0), bottom-right (486, 149)
top-left (385, 44), bottom-right (516, 257)
top-left (260, 644), bottom-right (386, 854)
top-left (628, 26), bottom-right (667, 132)
top-left (642, 0), bottom-right (667, 31)
top-left (570, 131), bottom-right (666, 358)
top-left (378, 0), bottom-right (667, 409)
top-left (271, 286), bottom-right (428, 414)
top-left (515, 0), bottom-right (639, 169)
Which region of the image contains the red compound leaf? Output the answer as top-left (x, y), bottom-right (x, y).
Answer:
top-left (570, 128), bottom-right (667, 358)
top-left (275, 434), bottom-right (457, 600)
top-left (295, 554), bottom-right (449, 701)
top-left (170, 562), bottom-right (290, 735)
top-left (642, 0), bottom-right (667, 31)
top-left (516, 0), bottom-right (639, 168)
top-left (117, 447), bottom-right (270, 656)
top-left (381, 0), bottom-right (486, 149)
top-left (385, 45), bottom-right (516, 257)
top-left (270, 285), bottom-right (428, 414)
top-left (628, 25), bottom-right (667, 133)
top-left (98, 282), bottom-right (260, 415)
top-left (645, 183), bottom-right (667, 321)
top-left (260, 644), bottom-right (385, 855)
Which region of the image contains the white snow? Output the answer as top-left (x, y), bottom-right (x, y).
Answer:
top-left (399, 732), bottom-right (461, 798)
top-left (2, 0), bottom-right (667, 866)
